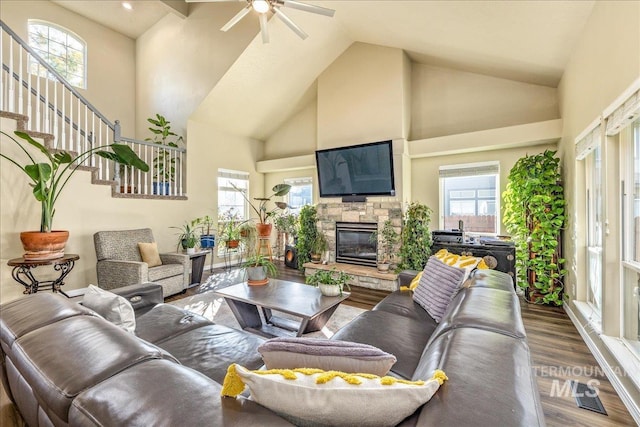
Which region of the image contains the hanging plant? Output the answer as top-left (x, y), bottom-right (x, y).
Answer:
top-left (502, 150), bottom-right (566, 305)
top-left (296, 204), bottom-right (319, 270)
top-left (397, 202), bottom-right (433, 271)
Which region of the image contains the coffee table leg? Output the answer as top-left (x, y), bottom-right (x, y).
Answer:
top-left (303, 305), bottom-right (342, 334)
top-left (224, 299), bottom-right (262, 330)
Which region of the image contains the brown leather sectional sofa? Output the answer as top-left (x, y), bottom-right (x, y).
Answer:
top-left (0, 269), bottom-right (544, 426)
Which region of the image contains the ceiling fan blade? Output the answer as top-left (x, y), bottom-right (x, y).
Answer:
top-left (273, 8), bottom-right (308, 40)
top-left (280, 0), bottom-right (335, 17)
top-left (220, 4), bottom-right (252, 32)
top-left (259, 13), bottom-right (270, 43)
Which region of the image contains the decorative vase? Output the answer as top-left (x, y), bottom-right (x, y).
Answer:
top-left (246, 266), bottom-right (269, 286)
top-left (318, 283), bottom-right (340, 297)
top-left (20, 230), bottom-right (69, 260)
top-left (256, 223), bottom-right (272, 238)
top-left (200, 235), bottom-right (215, 249)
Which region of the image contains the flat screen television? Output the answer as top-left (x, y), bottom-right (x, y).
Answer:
top-left (315, 140), bottom-right (395, 198)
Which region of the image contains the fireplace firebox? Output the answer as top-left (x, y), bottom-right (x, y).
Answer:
top-left (335, 222), bottom-right (378, 267)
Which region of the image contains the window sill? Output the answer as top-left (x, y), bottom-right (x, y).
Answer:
top-left (574, 300), bottom-right (602, 334)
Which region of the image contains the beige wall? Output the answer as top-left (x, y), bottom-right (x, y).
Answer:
top-left (135, 2), bottom-right (257, 139)
top-left (0, 1), bottom-right (137, 135)
top-left (411, 144), bottom-right (558, 235)
top-left (264, 101), bottom-right (318, 160)
top-left (411, 64), bottom-right (559, 140)
top-left (317, 43), bottom-right (407, 148)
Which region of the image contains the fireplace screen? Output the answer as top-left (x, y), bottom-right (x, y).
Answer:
top-left (336, 222), bottom-right (377, 267)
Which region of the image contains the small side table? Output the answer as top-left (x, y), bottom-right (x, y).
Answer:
top-left (185, 250), bottom-right (209, 288)
top-left (7, 254), bottom-right (79, 297)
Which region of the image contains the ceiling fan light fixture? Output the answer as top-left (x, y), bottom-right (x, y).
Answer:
top-left (252, 0), bottom-right (271, 14)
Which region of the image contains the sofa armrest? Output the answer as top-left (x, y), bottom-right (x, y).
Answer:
top-left (96, 260), bottom-right (148, 290)
top-left (159, 253), bottom-right (190, 267)
top-left (111, 282), bottom-right (164, 312)
top-left (398, 269), bottom-right (420, 287)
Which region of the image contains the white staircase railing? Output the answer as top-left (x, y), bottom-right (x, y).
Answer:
top-left (0, 20), bottom-right (186, 197)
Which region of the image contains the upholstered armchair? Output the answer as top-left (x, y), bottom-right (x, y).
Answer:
top-left (93, 228), bottom-right (189, 297)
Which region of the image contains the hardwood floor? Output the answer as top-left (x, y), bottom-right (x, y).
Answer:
top-left (173, 261), bottom-right (636, 426)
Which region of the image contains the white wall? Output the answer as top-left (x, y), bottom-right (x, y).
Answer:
top-left (135, 2), bottom-right (258, 139)
top-left (411, 64), bottom-right (559, 140)
top-left (0, 0), bottom-right (137, 135)
top-left (264, 101), bottom-right (317, 160)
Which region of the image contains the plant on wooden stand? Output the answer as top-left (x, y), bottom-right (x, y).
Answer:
top-left (0, 130), bottom-right (149, 260)
top-left (397, 202), bottom-right (433, 271)
top-left (371, 219), bottom-right (400, 273)
top-left (502, 150), bottom-right (566, 305)
top-left (305, 268), bottom-right (352, 297)
top-left (231, 182), bottom-right (291, 237)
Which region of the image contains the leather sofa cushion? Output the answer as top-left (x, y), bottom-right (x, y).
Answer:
top-left (69, 359), bottom-right (293, 426)
top-left (412, 328), bottom-right (545, 427)
top-left (467, 268), bottom-right (515, 291)
top-left (0, 293), bottom-right (95, 350)
top-left (134, 303), bottom-right (213, 344)
top-left (427, 287), bottom-right (527, 347)
top-left (372, 290), bottom-right (435, 323)
top-left (11, 316), bottom-right (172, 423)
top-left (331, 310), bottom-right (437, 379)
top-left (158, 324), bottom-right (266, 384)
top-left (148, 263), bottom-right (183, 281)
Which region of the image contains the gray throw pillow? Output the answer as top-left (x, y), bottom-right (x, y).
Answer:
top-left (82, 284), bottom-right (136, 333)
top-left (413, 256), bottom-right (466, 322)
top-left (258, 337), bottom-right (397, 376)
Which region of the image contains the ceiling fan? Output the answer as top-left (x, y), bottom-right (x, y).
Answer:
top-left (185, 0), bottom-right (335, 43)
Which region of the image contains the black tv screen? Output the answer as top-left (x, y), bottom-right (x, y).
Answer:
top-left (315, 141), bottom-right (395, 197)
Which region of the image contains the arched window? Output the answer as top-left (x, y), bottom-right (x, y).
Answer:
top-left (27, 20), bottom-right (86, 89)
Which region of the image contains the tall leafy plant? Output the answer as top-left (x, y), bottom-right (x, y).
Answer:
top-left (397, 202), bottom-right (433, 271)
top-left (502, 150), bottom-right (566, 305)
top-left (296, 204), bottom-right (318, 270)
top-left (145, 114), bottom-right (183, 183)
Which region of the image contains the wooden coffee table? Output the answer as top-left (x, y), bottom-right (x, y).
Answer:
top-left (213, 279), bottom-right (350, 338)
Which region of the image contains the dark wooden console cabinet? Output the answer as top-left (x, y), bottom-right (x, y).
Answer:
top-left (431, 242), bottom-right (516, 285)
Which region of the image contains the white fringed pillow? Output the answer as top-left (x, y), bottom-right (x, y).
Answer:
top-left (221, 364), bottom-right (447, 427)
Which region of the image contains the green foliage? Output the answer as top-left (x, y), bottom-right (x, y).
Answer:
top-left (218, 209), bottom-right (243, 243)
top-left (0, 130), bottom-right (148, 232)
top-left (231, 182), bottom-right (291, 224)
top-left (502, 150), bottom-right (566, 305)
top-left (274, 212), bottom-right (298, 235)
top-left (305, 268), bottom-right (352, 295)
top-left (296, 204), bottom-right (318, 270)
top-left (243, 254), bottom-right (278, 278)
top-left (145, 114), bottom-right (183, 183)
top-left (371, 219), bottom-right (400, 263)
top-left (312, 232), bottom-right (328, 254)
top-left (171, 219), bottom-right (200, 249)
top-left (397, 202), bottom-right (433, 271)
top-left (195, 215), bottom-right (215, 235)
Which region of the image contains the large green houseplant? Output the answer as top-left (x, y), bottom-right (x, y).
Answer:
top-left (305, 268), bottom-right (352, 296)
top-left (231, 182), bottom-right (291, 237)
top-left (1, 130), bottom-right (149, 259)
top-left (296, 204), bottom-right (319, 270)
top-left (397, 202), bottom-right (433, 271)
top-left (502, 150), bottom-right (566, 305)
top-left (145, 114), bottom-right (183, 195)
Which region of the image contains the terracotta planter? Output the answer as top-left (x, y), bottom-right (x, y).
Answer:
top-left (20, 230), bottom-right (69, 260)
top-left (256, 223), bottom-right (272, 238)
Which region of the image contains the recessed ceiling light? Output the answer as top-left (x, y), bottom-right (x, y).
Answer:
top-left (122, 2), bottom-right (133, 10)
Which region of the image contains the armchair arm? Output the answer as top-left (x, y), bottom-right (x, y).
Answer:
top-left (96, 260), bottom-right (148, 291)
top-left (159, 253), bottom-right (190, 267)
top-left (111, 282), bottom-right (164, 312)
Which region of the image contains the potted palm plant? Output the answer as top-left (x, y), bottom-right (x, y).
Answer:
top-left (305, 268), bottom-right (352, 296)
top-left (242, 254), bottom-right (278, 286)
top-left (1, 130), bottom-right (149, 260)
top-left (231, 182), bottom-right (291, 237)
top-left (145, 114), bottom-right (183, 196)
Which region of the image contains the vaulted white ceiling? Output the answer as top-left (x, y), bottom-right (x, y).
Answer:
top-left (52, 0), bottom-right (596, 140)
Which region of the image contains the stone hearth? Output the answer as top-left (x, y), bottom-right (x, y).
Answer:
top-left (303, 262), bottom-right (399, 292)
